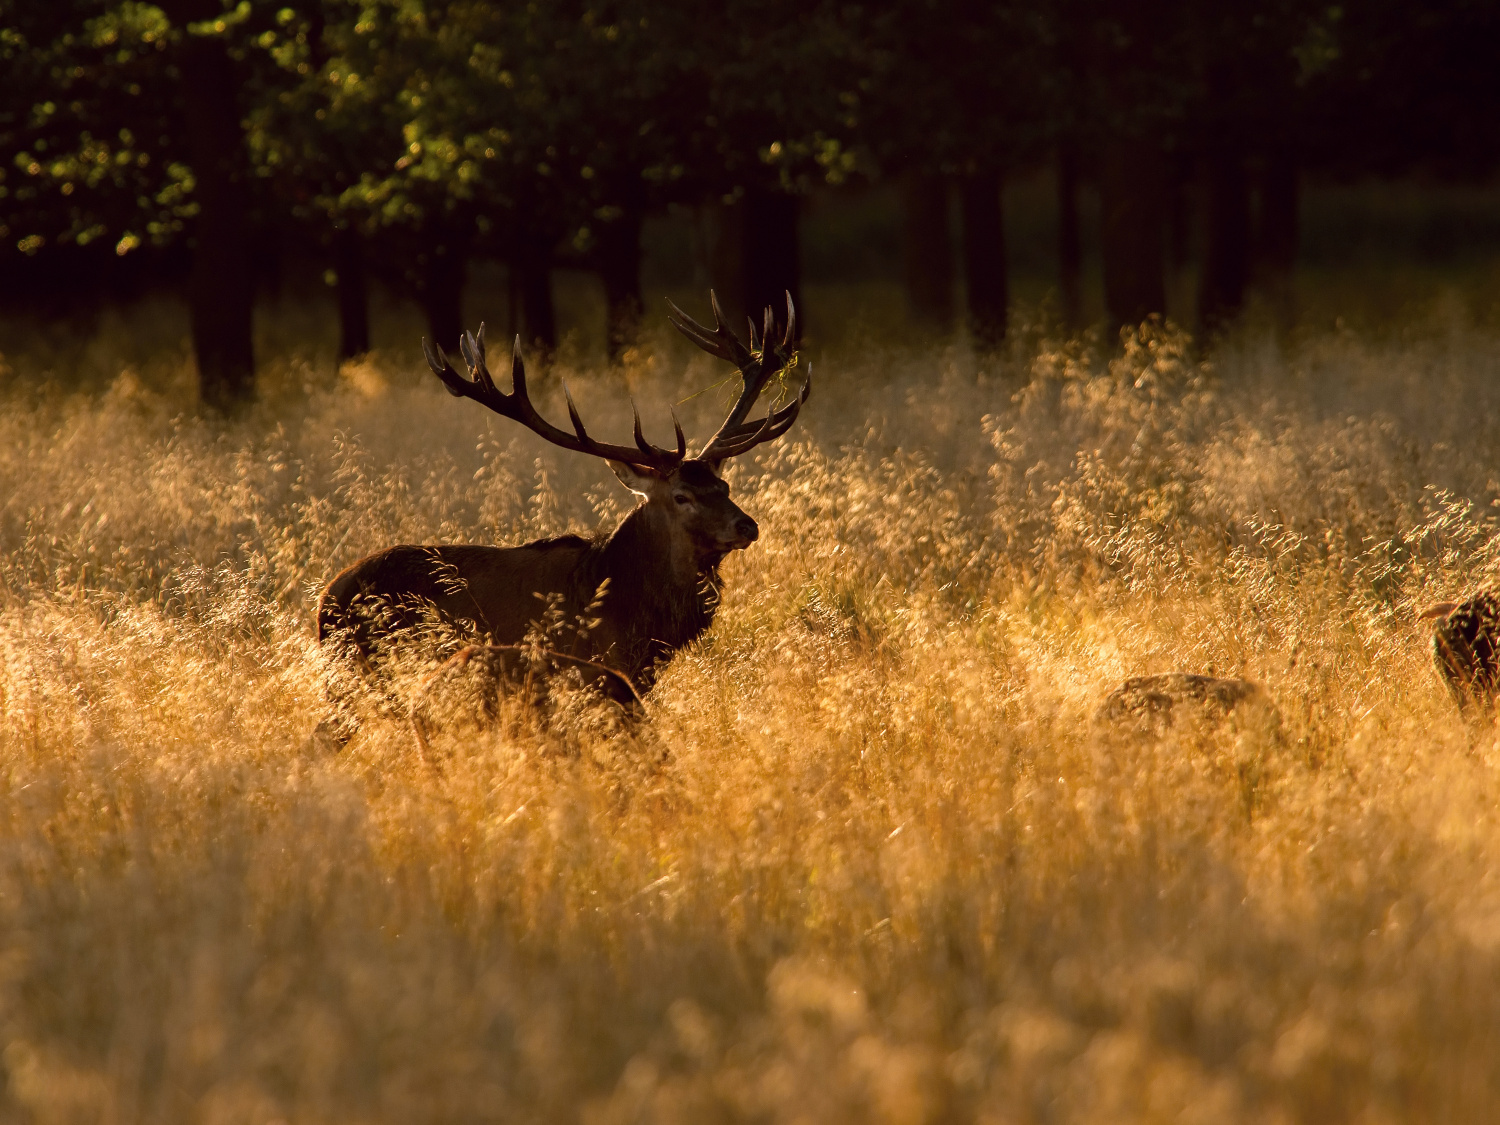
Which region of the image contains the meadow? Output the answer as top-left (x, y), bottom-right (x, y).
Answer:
top-left (4, 290), bottom-right (1500, 1123)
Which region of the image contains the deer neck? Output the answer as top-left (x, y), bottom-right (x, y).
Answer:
top-left (601, 500), bottom-right (720, 601)
top-left (589, 501), bottom-right (723, 673)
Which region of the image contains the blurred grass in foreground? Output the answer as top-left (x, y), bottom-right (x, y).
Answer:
top-left (4, 302), bottom-right (1500, 1122)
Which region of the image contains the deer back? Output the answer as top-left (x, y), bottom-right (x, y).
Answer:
top-left (318, 536), bottom-right (596, 658)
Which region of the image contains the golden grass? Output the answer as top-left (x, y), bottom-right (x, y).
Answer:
top-left (4, 309), bottom-right (1500, 1123)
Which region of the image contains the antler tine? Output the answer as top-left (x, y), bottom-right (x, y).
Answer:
top-left (508, 334), bottom-right (524, 389)
top-left (461, 323), bottom-right (489, 368)
top-left (706, 407), bottom-right (805, 461)
top-left (781, 291), bottom-right (796, 349)
top-left (561, 381), bottom-right (591, 441)
top-left (423, 338), bottom-right (469, 399)
top-left (748, 315), bottom-right (762, 354)
top-left (709, 289), bottom-right (741, 341)
top-left (461, 327), bottom-right (502, 398)
top-left (630, 399), bottom-right (650, 456)
top-left (714, 363), bottom-right (812, 436)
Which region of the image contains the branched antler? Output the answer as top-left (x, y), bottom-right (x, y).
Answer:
top-left (423, 325), bottom-right (686, 473)
top-left (666, 291), bottom-right (810, 465)
top-left (425, 292), bottom-right (806, 473)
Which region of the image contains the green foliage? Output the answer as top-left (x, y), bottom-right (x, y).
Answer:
top-left (0, 0), bottom-right (185, 256)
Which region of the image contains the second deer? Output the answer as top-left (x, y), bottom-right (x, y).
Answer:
top-left (318, 293), bottom-right (809, 724)
top-left (1422, 590), bottom-right (1500, 714)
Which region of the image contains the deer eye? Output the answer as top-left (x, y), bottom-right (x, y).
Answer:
top-left (674, 494), bottom-right (692, 506)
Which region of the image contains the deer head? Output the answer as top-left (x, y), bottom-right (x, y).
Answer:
top-left (421, 291), bottom-right (809, 568)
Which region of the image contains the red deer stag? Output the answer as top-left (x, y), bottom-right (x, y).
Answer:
top-left (317, 292), bottom-right (808, 715)
top-left (1422, 590), bottom-right (1500, 713)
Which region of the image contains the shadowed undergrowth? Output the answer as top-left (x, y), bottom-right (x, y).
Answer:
top-left (4, 314), bottom-right (1500, 1123)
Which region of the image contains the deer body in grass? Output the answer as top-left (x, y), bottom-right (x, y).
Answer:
top-left (1422, 590), bottom-right (1500, 714)
top-left (410, 644), bottom-right (647, 766)
top-left (317, 293), bottom-right (809, 697)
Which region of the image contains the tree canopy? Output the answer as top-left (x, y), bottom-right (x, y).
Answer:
top-left (3, 0), bottom-right (1495, 402)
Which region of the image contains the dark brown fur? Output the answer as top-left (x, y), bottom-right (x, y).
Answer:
top-left (317, 459), bottom-right (752, 693)
top-left (1427, 590), bottom-right (1500, 713)
top-left (1095, 673), bottom-right (1271, 728)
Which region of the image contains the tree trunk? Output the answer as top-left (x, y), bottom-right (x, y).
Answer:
top-left (1257, 151), bottom-right (1298, 275)
top-left (1256, 149), bottom-right (1299, 327)
top-left (1198, 143), bottom-right (1251, 332)
top-left (597, 205), bottom-right (644, 362)
top-left (170, 19), bottom-right (255, 410)
top-left (902, 171), bottom-right (954, 331)
top-left (507, 259), bottom-right (520, 342)
top-left (515, 230), bottom-right (556, 353)
top-left (419, 228), bottom-right (468, 351)
top-left (696, 199), bottom-right (747, 328)
top-left (960, 169), bottom-right (1008, 348)
top-left (742, 186), bottom-right (801, 330)
top-left (1167, 155), bottom-right (1193, 269)
top-left (1100, 139), bottom-right (1166, 331)
top-left (255, 226), bottom-right (284, 305)
top-left (334, 226), bottom-right (370, 360)
top-left (1056, 147), bottom-right (1083, 328)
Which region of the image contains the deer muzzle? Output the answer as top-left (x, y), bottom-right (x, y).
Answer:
top-left (725, 516), bottom-right (759, 549)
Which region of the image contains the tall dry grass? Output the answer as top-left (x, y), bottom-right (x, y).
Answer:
top-left (4, 309), bottom-right (1500, 1123)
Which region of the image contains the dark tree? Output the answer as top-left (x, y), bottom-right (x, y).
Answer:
top-left (596, 203), bottom-right (644, 361)
top-left (858, 1), bottom-right (1044, 343)
top-left (960, 169), bottom-right (1008, 348)
top-left (244, 1), bottom-right (404, 363)
top-left (1255, 147), bottom-right (1299, 322)
top-left (1066, 0), bottom-right (1192, 332)
top-left (331, 225), bottom-right (370, 359)
top-left (1198, 135), bottom-right (1251, 331)
top-left (161, 0), bottom-right (256, 407)
top-left (667, 0), bottom-right (860, 331)
top-left (743, 186), bottom-right (802, 326)
top-left (0, 2), bottom-right (182, 297)
top-left (1099, 139), bottom-right (1167, 327)
top-left (1055, 146), bottom-right (1084, 327)
top-left (1183, 1), bottom-right (1330, 333)
top-left (901, 172), bottom-right (954, 331)
top-left (0, 0), bottom-right (261, 403)
top-left (1310, 0), bottom-right (1500, 182)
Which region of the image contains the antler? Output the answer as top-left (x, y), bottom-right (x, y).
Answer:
top-left (666, 290), bottom-right (810, 464)
top-left (423, 325), bottom-right (686, 473)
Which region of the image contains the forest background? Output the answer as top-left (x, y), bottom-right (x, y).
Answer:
top-left (3, 0), bottom-right (1498, 397)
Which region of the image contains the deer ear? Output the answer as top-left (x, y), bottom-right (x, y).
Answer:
top-left (609, 461), bottom-right (665, 498)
